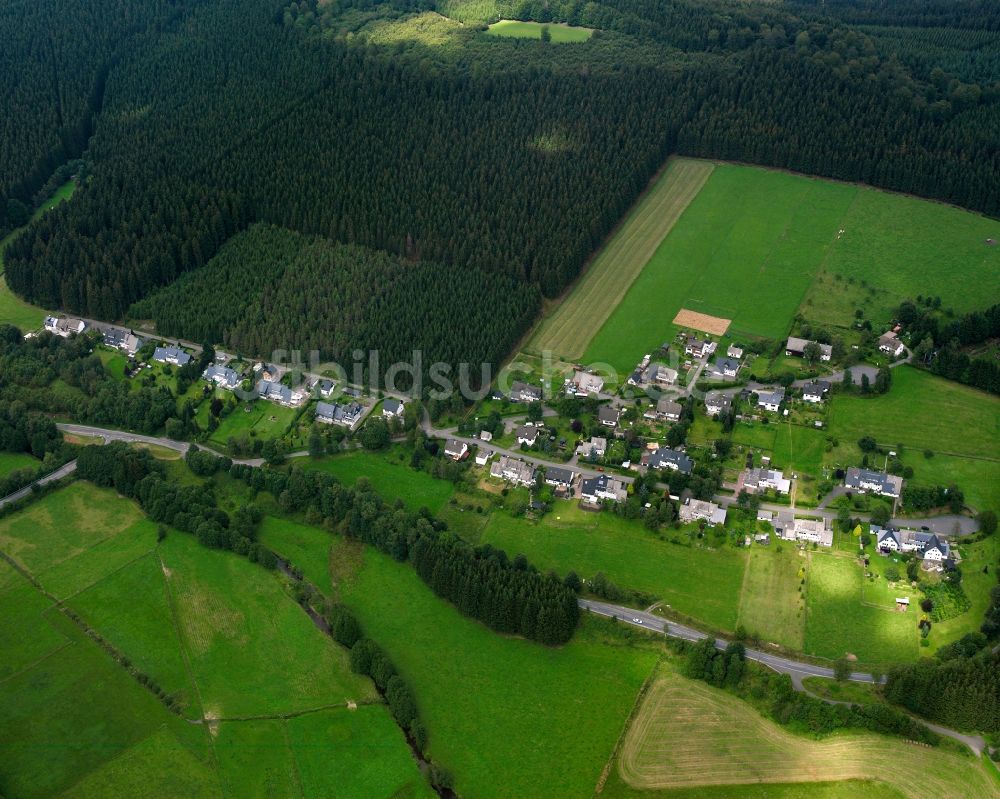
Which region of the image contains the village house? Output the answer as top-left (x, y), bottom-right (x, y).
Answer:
top-left (444, 439), bottom-right (469, 461)
top-left (726, 344), bottom-right (744, 359)
top-left (647, 397), bottom-right (682, 423)
top-left (640, 363), bottom-right (678, 387)
top-left (844, 467), bottom-right (903, 499)
top-left (203, 364), bottom-right (241, 390)
top-left (878, 331), bottom-right (906, 358)
top-left (313, 379), bottom-right (336, 398)
top-left (684, 336), bottom-right (717, 359)
top-left (342, 386), bottom-right (362, 399)
top-left (785, 336), bottom-right (832, 362)
top-left (103, 327), bottom-right (144, 356)
top-left (712, 357), bottom-right (740, 379)
top-left (873, 526), bottom-right (950, 561)
top-left (801, 380), bottom-right (831, 403)
top-left (576, 437), bottom-right (607, 459)
top-left (44, 315), bottom-right (86, 338)
top-left (598, 405), bottom-right (620, 428)
top-left (704, 391), bottom-right (731, 417)
top-left (509, 380), bottom-right (542, 403)
top-left (516, 424), bottom-right (540, 446)
top-left (490, 455), bottom-right (535, 486)
top-left (627, 355), bottom-right (653, 386)
top-left (315, 401), bottom-right (363, 428)
top-left (743, 467), bottom-right (791, 495)
top-left (544, 466), bottom-right (576, 492)
top-left (780, 517), bottom-right (833, 547)
top-left (474, 448), bottom-right (492, 466)
top-left (678, 498), bottom-right (727, 525)
top-left (580, 474), bottom-right (627, 505)
top-left (756, 387), bottom-right (786, 413)
top-left (479, 430), bottom-right (493, 442)
top-left (643, 447), bottom-right (693, 475)
top-left (257, 379), bottom-right (307, 407)
top-left (382, 398), bottom-right (405, 419)
top-left (567, 370), bottom-right (604, 396)
top-left (253, 362), bottom-right (280, 382)
top-left (152, 345), bottom-right (191, 366)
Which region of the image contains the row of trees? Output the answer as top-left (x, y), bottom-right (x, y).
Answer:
top-left (902, 301), bottom-right (1000, 394)
top-left (228, 460), bottom-right (580, 644)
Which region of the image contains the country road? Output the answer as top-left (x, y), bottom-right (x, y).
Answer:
top-left (0, 459), bottom-right (78, 510)
top-left (579, 598), bottom-right (988, 755)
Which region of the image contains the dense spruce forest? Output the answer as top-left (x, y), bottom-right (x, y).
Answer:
top-left (4, 0), bottom-right (1000, 373)
top-left (129, 224), bottom-right (540, 377)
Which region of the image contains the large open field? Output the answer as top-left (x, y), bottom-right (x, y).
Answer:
top-left (736, 546), bottom-right (806, 650)
top-left (581, 165), bottom-right (857, 373)
top-left (302, 449), bottom-right (455, 513)
top-left (526, 158), bottom-right (713, 361)
top-left (803, 551), bottom-right (917, 666)
top-left (341, 544), bottom-right (659, 799)
top-left (479, 504), bottom-right (746, 631)
top-left (0, 484), bottom-right (429, 798)
top-left (616, 674), bottom-right (996, 799)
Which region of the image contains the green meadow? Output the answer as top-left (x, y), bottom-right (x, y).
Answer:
top-left (486, 19), bottom-right (593, 42)
top-left (302, 449), bottom-right (455, 513)
top-left (207, 400), bottom-right (300, 447)
top-left (341, 544), bottom-right (659, 799)
top-left (0, 450), bottom-right (39, 477)
top-left (736, 546), bottom-right (807, 651)
top-left (804, 551), bottom-right (917, 667)
top-left (480, 504), bottom-right (746, 631)
top-left (259, 515), bottom-right (335, 590)
top-left (583, 165), bottom-right (857, 373)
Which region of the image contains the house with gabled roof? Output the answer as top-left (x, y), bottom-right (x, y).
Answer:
top-left (712, 357), bottom-right (740, 379)
top-left (516, 425), bottom-right (540, 446)
top-left (103, 326), bottom-right (144, 355)
top-left (878, 331), bottom-right (906, 358)
top-left (756, 387), bottom-right (785, 413)
top-left (382, 398), bottom-right (405, 418)
top-left (257, 379), bottom-right (306, 407)
top-left (567, 370), bottom-right (604, 396)
top-left (509, 381), bottom-right (542, 403)
top-left (44, 315), bottom-right (86, 338)
top-left (684, 336), bottom-right (717, 358)
top-left (801, 380), bottom-right (831, 403)
top-left (490, 455), bottom-right (535, 486)
top-left (598, 405), bottom-right (620, 428)
top-left (785, 337), bottom-right (832, 361)
top-left (544, 466), bottom-right (576, 490)
top-left (581, 474), bottom-right (627, 505)
top-left (743, 467), bottom-right (790, 495)
top-left (704, 392), bottom-right (731, 417)
top-left (844, 467), bottom-right (903, 498)
top-left (153, 345), bottom-right (191, 366)
top-left (313, 379), bottom-right (336, 398)
top-left (576, 437), bottom-right (606, 459)
top-left (643, 447), bottom-right (693, 475)
top-left (315, 400), bottom-right (363, 428)
top-left (203, 364), bottom-right (240, 390)
top-left (678, 498), bottom-right (727, 526)
top-left (444, 439), bottom-right (469, 461)
top-left (872, 525), bottom-right (950, 561)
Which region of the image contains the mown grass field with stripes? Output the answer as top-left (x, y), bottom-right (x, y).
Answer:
top-left (617, 676), bottom-right (997, 799)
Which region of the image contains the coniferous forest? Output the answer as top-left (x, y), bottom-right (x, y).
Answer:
top-left (4, 0), bottom-right (1000, 370)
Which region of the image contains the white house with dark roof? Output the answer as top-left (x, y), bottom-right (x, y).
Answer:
top-left (743, 467), bottom-right (791, 495)
top-left (257, 379), bottom-right (307, 407)
top-left (581, 474), bottom-right (627, 505)
top-left (314, 379), bottom-right (336, 398)
top-left (598, 405), bottom-right (620, 428)
top-left (727, 344), bottom-right (744, 359)
top-left (474, 448), bottom-right (492, 466)
top-left (544, 466), bottom-right (576, 490)
top-left (704, 392), bottom-right (731, 417)
top-left (641, 364), bottom-right (678, 386)
top-left (203, 364), bottom-right (240, 390)
top-left (684, 336), bottom-right (717, 358)
top-left (103, 327), bottom-right (143, 355)
top-left (509, 381), bottom-right (542, 403)
top-left (44, 315), bottom-right (86, 338)
top-left (873, 526), bottom-right (950, 561)
top-left (650, 397), bottom-right (682, 422)
top-left (756, 387), bottom-right (785, 412)
top-left (153, 345), bottom-right (191, 366)
top-left (444, 439), bottom-right (469, 461)
top-left (878, 332), bottom-right (906, 358)
top-left (801, 380), bottom-right (831, 403)
top-left (785, 337), bottom-right (832, 361)
top-left (315, 400), bottom-right (363, 427)
top-left (712, 357), bottom-right (740, 379)
top-left (844, 467), bottom-right (903, 498)
top-left (382, 398), bottom-right (405, 418)
top-left (781, 517), bottom-right (833, 546)
top-left (643, 447), bottom-right (693, 475)
top-left (490, 455), bottom-right (535, 486)
top-left (516, 425), bottom-right (540, 446)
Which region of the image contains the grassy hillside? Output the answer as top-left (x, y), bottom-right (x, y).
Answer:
top-left (340, 544), bottom-right (659, 799)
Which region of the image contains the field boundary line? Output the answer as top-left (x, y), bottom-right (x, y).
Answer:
top-left (0, 639), bottom-right (74, 687)
top-left (733, 551), bottom-right (753, 634)
top-left (282, 718), bottom-right (307, 799)
top-left (202, 699), bottom-right (382, 724)
top-left (54, 547), bottom-right (157, 604)
top-left (593, 656), bottom-right (663, 797)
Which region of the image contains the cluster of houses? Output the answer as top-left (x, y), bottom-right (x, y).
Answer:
top-left (741, 465), bottom-right (791, 495)
top-left (873, 525), bottom-right (951, 563)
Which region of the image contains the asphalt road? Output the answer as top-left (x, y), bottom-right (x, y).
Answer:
top-left (0, 460), bottom-right (78, 510)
